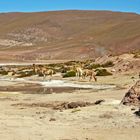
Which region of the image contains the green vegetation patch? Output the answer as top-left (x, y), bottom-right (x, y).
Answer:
top-left (63, 70), bottom-right (76, 78)
top-left (17, 70), bottom-right (36, 78)
top-left (102, 61), bottom-right (114, 67)
top-left (133, 53), bottom-right (140, 58)
top-left (86, 63), bottom-right (101, 69)
top-left (95, 69), bottom-right (112, 76)
top-left (0, 70), bottom-right (8, 75)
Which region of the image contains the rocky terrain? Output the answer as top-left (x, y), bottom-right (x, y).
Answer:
top-left (0, 10), bottom-right (140, 61)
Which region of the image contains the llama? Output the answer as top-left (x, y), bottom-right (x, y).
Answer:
top-left (82, 69), bottom-right (97, 82)
top-left (32, 64), bottom-right (54, 80)
top-left (73, 65), bottom-right (83, 80)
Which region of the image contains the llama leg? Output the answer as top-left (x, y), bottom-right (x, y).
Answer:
top-left (43, 74), bottom-right (46, 81)
top-left (49, 74), bottom-right (52, 81)
top-left (93, 75), bottom-right (97, 82)
top-left (76, 72), bottom-right (78, 79)
top-left (78, 72), bottom-right (80, 80)
top-left (79, 72), bottom-right (82, 80)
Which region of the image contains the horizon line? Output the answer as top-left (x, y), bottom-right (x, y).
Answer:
top-left (0, 9), bottom-right (139, 15)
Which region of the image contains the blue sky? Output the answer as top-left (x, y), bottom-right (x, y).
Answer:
top-left (0, 0), bottom-right (140, 14)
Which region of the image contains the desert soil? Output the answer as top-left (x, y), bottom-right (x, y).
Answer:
top-left (0, 72), bottom-right (140, 140)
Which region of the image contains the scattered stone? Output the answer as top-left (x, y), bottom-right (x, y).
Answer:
top-left (12, 100), bottom-right (104, 110)
top-left (131, 76), bottom-right (135, 79)
top-left (67, 102), bottom-right (91, 109)
top-left (131, 107), bottom-right (136, 111)
top-left (39, 116), bottom-right (46, 119)
top-left (134, 108), bottom-right (140, 117)
top-left (94, 99), bottom-right (105, 105)
top-left (53, 101), bottom-right (93, 110)
top-left (49, 118), bottom-right (56, 121)
top-left (121, 80), bottom-right (140, 106)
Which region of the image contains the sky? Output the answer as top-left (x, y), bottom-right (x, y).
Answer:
top-left (0, 0), bottom-right (140, 14)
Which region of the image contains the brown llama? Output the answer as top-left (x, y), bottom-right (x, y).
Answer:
top-left (82, 69), bottom-right (97, 82)
top-left (32, 64), bottom-right (54, 80)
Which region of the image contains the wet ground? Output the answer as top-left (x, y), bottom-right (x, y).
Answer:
top-left (0, 77), bottom-right (116, 94)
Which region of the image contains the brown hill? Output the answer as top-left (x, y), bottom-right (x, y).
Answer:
top-left (0, 10), bottom-right (140, 61)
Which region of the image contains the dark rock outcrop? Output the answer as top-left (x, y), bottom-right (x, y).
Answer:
top-left (53, 101), bottom-right (93, 110)
top-left (121, 80), bottom-right (140, 106)
top-left (134, 108), bottom-right (140, 117)
top-left (94, 99), bottom-right (105, 105)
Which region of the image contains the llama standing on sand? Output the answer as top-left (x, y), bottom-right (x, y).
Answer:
top-left (42, 68), bottom-right (54, 80)
top-left (8, 70), bottom-right (16, 80)
top-left (82, 69), bottom-right (97, 82)
top-left (32, 64), bottom-right (54, 80)
top-left (73, 65), bottom-right (83, 80)
top-left (32, 64), bottom-right (37, 73)
top-left (73, 65), bottom-right (97, 81)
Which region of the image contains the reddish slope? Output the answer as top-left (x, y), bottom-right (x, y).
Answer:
top-left (0, 10), bottom-right (139, 61)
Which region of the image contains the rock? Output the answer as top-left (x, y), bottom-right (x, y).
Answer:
top-left (134, 108), bottom-right (140, 117)
top-left (49, 118), bottom-right (56, 121)
top-left (131, 107), bottom-right (136, 111)
top-left (94, 99), bottom-right (105, 105)
top-left (121, 80), bottom-right (140, 106)
top-left (53, 101), bottom-right (93, 110)
top-left (65, 101), bottom-right (92, 109)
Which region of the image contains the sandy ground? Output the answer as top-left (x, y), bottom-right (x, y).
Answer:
top-left (0, 72), bottom-right (140, 140)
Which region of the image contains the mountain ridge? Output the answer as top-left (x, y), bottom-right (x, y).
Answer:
top-left (0, 10), bottom-right (139, 61)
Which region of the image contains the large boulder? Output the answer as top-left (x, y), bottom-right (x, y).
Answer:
top-left (121, 80), bottom-right (140, 106)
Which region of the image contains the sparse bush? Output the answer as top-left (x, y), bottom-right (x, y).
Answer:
top-left (89, 63), bottom-right (101, 69)
top-left (71, 109), bottom-right (81, 113)
top-left (95, 69), bottom-right (112, 76)
top-left (102, 61), bottom-right (114, 67)
top-left (65, 60), bottom-right (81, 66)
top-left (63, 70), bottom-right (76, 78)
top-left (133, 53), bottom-right (140, 58)
top-left (17, 70), bottom-right (36, 78)
top-left (0, 70), bottom-right (8, 75)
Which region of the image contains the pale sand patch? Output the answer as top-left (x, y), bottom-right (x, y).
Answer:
top-left (0, 73), bottom-right (139, 140)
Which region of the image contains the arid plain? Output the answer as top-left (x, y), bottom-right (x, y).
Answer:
top-left (0, 53), bottom-right (139, 140)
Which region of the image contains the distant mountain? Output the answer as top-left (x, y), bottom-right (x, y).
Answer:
top-left (0, 10), bottom-right (140, 61)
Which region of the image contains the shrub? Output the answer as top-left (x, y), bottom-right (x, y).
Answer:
top-left (133, 53), bottom-right (140, 58)
top-left (17, 70), bottom-right (36, 78)
top-left (60, 66), bottom-right (70, 73)
top-left (95, 69), bottom-right (112, 76)
top-left (84, 63), bottom-right (101, 69)
top-left (90, 63), bottom-right (101, 69)
top-left (63, 71), bottom-right (76, 78)
top-left (0, 70), bottom-right (8, 75)
top-left (102, 61), bottom-right (114, 67)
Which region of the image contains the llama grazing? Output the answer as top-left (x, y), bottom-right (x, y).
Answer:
top-left (73, 65), bottom-right (97, 81)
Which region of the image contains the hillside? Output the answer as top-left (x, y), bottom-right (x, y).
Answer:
top-left (0, 10), bottom-right (140, 61)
